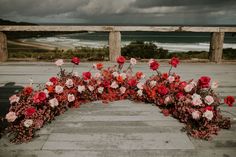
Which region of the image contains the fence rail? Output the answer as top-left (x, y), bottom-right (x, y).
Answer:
top-left (1, 25), bottom-right (236, 62)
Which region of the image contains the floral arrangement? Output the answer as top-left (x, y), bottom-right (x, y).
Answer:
top-left (4, 56), bottom-right (235, 143)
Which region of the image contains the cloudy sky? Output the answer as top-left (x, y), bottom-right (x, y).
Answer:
top-left (0, 0), bottom-right (236, 25)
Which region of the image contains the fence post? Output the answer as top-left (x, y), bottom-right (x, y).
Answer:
top-left (0, 32), bottom-right (8, 62)
top-left (109, 31), bottom-right (121, 62)
top-left (209, 32), bottom-right (224, 63)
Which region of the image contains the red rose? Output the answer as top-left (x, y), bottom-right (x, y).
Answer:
top-left (224, 96), bottom-right (235, 107)
top-left (169, 57), bottom-right (180, 68)
top-left (71, 57), bottom-right (80, 65)
top-left (23, 86), bottom-right (33, 95)
top-left (82, 72), bottom-right (91, 80)
top-left (176, 92), bottom-right (184, 99)
top-left (33, 92), bottom-right (46, 104)
top-left (25, 107), bottom-right (36, 116)
top-left (162, 73), bottom-right (168, 79)
top-left (198, 76), bottom-right (211, 88)
top-left (162, 109), bottom-right (170, 116)
top-left (49, 77), bottom-right (58, 85)
top-left (157, 85), bottom-right (169, 95)
top-left (205, 106), bottom-right (213, 111)
top-left (116, 56), bottom-right (126, 65)
top-left (128, 78), bottom-right (137, 87)
top-left (103, 80), bottom-right (110, 88)
top-left (150, 60), bottom-right (160, 71)
top-left (179, 81), bottom-right (187, 90)
top-left (95, 63), bottom-right (103, 70)
top-left (136, 72), bottom-right (144, 79)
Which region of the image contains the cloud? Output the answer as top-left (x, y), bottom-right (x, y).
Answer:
top-left (0, 0), bottom-right (235, 25)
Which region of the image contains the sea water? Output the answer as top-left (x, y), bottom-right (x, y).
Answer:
top-left (23, 32), bottom-right (236, 52)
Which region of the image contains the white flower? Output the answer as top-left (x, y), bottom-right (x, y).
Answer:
top-left (184, 84), bottom-right (194, 93)
top-left (65, 79), bottom-right (74, 88)
top-left (46, 81), bottom-right (53, 86)
top-left (191, 94), bottom-right (202, 106)
top-left (168, 76), bottom-right (175, 83)
top-left (88, 85), bottom-right (94, 92)
top-left (150, 80), bottom-right (157, 88)
top-left (98, 87), bottom-right (104, 94)
top-left (130, 58), bottom-right (137, 65)
top-left (164, 96), bottom-right (171, 105)
top-left (112, 72), bottom-right (119, 77)
top-left (44, 89), bottom-right (49, 98)
top-left (120, 87), bottom-right (126, 94)
top-left (203, 110), bottom-right (214, 121)
top-left (192, 111), bottom-right (201, 120)
top-left (78, 85), bottom-right (85, 93)
top-left (55, 85), bottom-right (64, 94)
top-left (205, 95), bottom-right (214, 105)
top-left (67, 94), bottom-right (75, 102)
top-left (211, 81), bottom-right (219, 89)
top-left (9, 95), bottom-right (20, 104)
top-left (137, 82), bottom-right (144, 90)
top-left (55, 59), bottom-right (64, 66)
top-left (111, 81), bottom-right (119, 89)
top-left (94, 73), bottom-right (101, 79)
top-left (24, 119), bottom-right (33, 128)
top-left (72, 71), bottom-right (79, 77)
top-left (5, 112), bottom-right (17, 122)
top-left (49, 98), bottom-right (59, 108)
top-left (120, 73), bottom-right (127, 79)
top-left (137, 90), bottom-right (143, 97)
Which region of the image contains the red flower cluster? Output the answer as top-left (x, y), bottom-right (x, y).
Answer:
top-left (49, 77), bottom-right (58, 85)
top-left (82, 72), bottom-right (91, 80)
top-left (116, 56), bottom-right (126, 65)
top-left (33, 92), bottom-right (46, 104)
top-left (169, 57), bottom-right (180, 68)
top-left (149, 60), bottom-right (160, 71)
top-left (23, 86), bottom-right (33, 95)
top-left (71, 57), bottom-right (80, 65)
top-left (224, 96), bottom-right (235, 107)
top-left (25, 107), bottom-right (36, 117)
top-left (198, 76), bottom-right (211, 88)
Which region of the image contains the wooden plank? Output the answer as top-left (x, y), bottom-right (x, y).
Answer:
top-left (109, 31), bottom-right (121, 62)
top-left (0, 32), bottom-right (8, 62)
top-left (209, 32), bottom-right (225, 63)
top-left (0, 25), bottom-right (236, 32)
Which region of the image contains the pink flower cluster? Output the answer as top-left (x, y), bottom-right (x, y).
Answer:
top-left (4, 56), bottom-right (234, 143)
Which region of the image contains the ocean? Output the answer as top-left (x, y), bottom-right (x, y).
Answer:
top-left (22, 32), bottom-right (236, 52)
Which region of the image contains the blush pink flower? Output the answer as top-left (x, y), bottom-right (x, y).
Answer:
top-left (67, 94), bottom-right (75, 102)
top-left (9, 95), bottom-right (20, 104)
top-left (55, 59), bottom-right (64, 66)
top-left (5, 112), bottom-right (17, 122)
top-left (49, 98), bottom-right (59, 108)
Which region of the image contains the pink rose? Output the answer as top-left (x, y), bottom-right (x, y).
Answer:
top-left (5, 112), bottom-right (17, 122)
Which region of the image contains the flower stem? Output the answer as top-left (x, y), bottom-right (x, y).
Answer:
top-left (168, 66), bottom-right (173, 75)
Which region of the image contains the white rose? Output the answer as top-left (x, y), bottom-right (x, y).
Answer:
top-left (168, 76), bottom-right (175, 83)
top-left (55, 59), bottom-right (64, 66)
top-left (192, 93), bottom-right (201, 99)
top-left (5, 112), bottom-right (17, 122)
top-left (65, 79), bottom-right (74, 88)
top-left (88, 85), bottom-right (94, 92)
top-left (205, 95), bottom-right (214, 105)
top-left (98, 87), bottom-right (104, 94)
top-left (184, 84), bottom-right (194, 93)
top-left (55, 85), bottom-right (64, 94)
top-left (24, 119), bottom-right (33, 128)
top-left (111, 81), bottom-right (119, 89)
top-left (49, 98), bottom-right (59, 108)
top-left (137, 82), bottom-right (144, 90)
top-left (203, 110), bottom-right (214, 121)
top-left (67, 94), bottom-right (75, 102)
top-left (9, 95), bottom-right (20, 104)
top-left (137, 90), bottom-right (143, 97)
top-left (150, 80), bottom-right (157, 88)
top-left (130, 58), bottom-right (137, 65)
top-left (112, 72), bottom-right (119, 77)
top-left (44, 89), bottom-right (49, 98)
top-left (192, 97), bottom-right (202, 106)
top-left (192, 111), bottom-right (201, 120)
top-left (120, 87), bottom-right (126, 94)
top-left (78, 85), bottom-right (85, 93)
top-left (94, 73), bottom-right (101, 79)
top-left (46, 81), bottom-right (53, 86)
top-left (120, 73), bottom-right (127, 80)
top-left (190, 81), bottom-right (197, 86)
top-left (211, 81), bottom-right (219, 89)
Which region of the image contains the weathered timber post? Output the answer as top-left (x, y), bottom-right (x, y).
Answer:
top-left (209, 32), bottom-right (225, 63)
top-left (0, 32), bottom-right (8, 62)
top-left (109, 31), bottom-right (121, 62)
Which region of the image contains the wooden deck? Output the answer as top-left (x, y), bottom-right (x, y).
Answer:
top-left (0, 62), bottom-right (236, 157)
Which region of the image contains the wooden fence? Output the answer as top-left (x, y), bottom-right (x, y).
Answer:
top-left (0, 26), bottom-right (236, 62)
